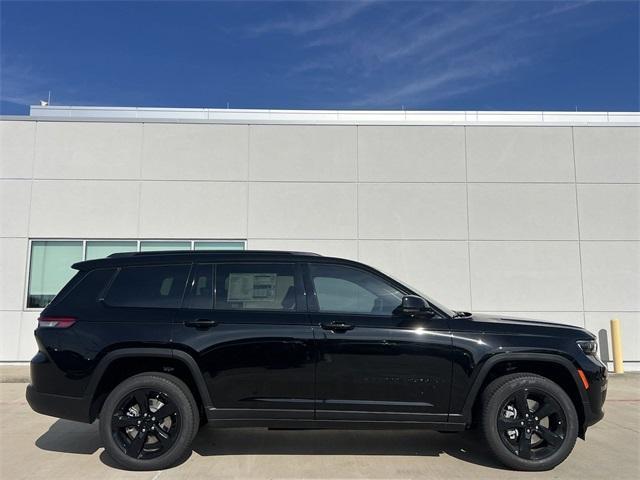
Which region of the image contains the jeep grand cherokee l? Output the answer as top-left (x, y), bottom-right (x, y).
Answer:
top-left (26, 250), bottom-right (607, 471)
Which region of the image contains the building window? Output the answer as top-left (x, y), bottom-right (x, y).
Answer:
top-left (86, 241), bottom-right (138, 260)
top-left (140, 241), bottom-right (191, 252)
top-left (27, 241), bottom-right (84, 308)
top-left (194, 241), bottom-right (244, 251)
top-left (26, 239), bottom-right (245, 309)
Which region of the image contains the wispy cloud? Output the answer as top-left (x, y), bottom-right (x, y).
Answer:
top-left (248, 1), bottom-right (372, 36)
top-left (0, 55), bottom-right (50, 106)
top-left (261, 0), bottom-right (606, 107)
top-left (2, 0), bottom-right (623, 113)
top-left (0, 53), bottom-right (151, 110)
top-left (351, 46), bottom-right (530, 107)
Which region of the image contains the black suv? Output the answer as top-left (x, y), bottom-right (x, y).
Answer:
top-left (26, 251), bottom-right (607, 471)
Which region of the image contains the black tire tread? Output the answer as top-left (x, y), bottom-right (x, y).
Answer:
top-left (480, 372), bottom-right (578, 471)
top-left (99, 372), bottom-right (199, 471)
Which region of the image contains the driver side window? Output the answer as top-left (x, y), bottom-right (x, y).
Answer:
top-left (309, 264), bottom-right (404, 315)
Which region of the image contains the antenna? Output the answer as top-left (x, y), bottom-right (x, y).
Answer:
top-left (40, 91), bottom-right (51, 107)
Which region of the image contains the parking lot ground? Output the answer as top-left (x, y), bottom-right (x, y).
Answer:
top-left (1, 373), bottom-right (638, 480)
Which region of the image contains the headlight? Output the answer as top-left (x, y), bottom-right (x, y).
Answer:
top-left (577, 340), bottom-right (598, 356)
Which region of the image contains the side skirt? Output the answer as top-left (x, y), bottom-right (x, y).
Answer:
top-left (205, 417), bottom-right (467, 431)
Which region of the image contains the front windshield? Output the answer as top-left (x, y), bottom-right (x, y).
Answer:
top-left (379, 269), bottom-right (456, 318)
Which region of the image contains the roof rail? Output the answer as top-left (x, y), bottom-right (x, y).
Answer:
top-left (107, 250), bottom-right (322, 258)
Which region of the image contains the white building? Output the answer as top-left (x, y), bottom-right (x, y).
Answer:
top-left (1, 106), bottom-right (639, 368)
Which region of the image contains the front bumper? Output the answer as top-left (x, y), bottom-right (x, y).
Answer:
top-left (26, 384), bottom-right (92, 423)
top-left (582, 361), bottom-right (607, 431)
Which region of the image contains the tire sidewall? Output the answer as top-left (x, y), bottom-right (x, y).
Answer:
top-left (99, 374), bottom-right (196, 471)
top-left (482, 375), bottom-right (578, 471)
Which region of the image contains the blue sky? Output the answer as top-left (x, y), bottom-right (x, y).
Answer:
top-left (1, 0), bottom-right (638, 115)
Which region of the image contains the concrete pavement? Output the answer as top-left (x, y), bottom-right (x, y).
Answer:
top-left (1, 373), bottom-right (638, 479)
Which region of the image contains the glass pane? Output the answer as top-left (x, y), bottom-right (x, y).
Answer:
top-left (140, 241), bottom-right (190, 252)
top-left (105, 264), bottom-right (190, 309)
top-left (309, 264), bottom-right (403, 315)
top-left (194, 241), bottom-right (244, 251)
top-left (215, 263), bottom-right (296, 311)
top-left (86, 241), bottom-right (137, 260)
top-left (183, 264), bottom-right (214, 310)
top-left (28, 241), bottom-right (83, 308)
top-left (51, 268), bottom-right (116, 308)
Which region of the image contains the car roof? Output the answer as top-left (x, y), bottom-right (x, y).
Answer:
top-left (72, 250), bottom-right (361, 270)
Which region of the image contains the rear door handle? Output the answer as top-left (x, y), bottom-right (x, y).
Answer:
top-left (321, 322), bottom-right (354, 332)
top-left (184, 319), bottom-right (218, 329)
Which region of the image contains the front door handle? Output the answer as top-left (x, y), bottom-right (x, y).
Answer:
top-left (321, 321), bottom-right (354, 332)
top-left (184, 319), bottom-right (218, 329)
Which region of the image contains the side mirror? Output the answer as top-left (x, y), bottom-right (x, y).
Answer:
top-left (396, 295), bottom-right (433, 315)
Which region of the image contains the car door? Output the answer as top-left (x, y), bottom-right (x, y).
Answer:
top-left (172, 261), bottom-right (315, 420)
top-left (306, 262), bottom-right (453, 423)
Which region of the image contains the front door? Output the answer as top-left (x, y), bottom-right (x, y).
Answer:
top-left (306, 262), bottom-right (452, 423)
top-left (172, 262), bottom-right (315, 420)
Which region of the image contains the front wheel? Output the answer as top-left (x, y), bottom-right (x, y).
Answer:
top-left (99, 373), bottom-right (198, 471)
top-left (481, 373), bottom-right (578, 471)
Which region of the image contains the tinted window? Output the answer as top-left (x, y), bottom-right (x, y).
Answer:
top-left (46, 271), bottom-right (86, 307)
top-left (215, 263), bottom-right (297, 311)
top-left (106, 265), bottom-right (190, 308)
top-left (53, 268), bottom-right (116, 308)
top-left (309, 264), bottom-right (403, 315)
top-left (183, 264), bottom-right (214, 310)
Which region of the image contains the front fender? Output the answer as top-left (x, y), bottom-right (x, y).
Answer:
top-left (454, 352), bottom-right (589, 426)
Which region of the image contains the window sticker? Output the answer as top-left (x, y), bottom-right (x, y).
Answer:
top-left (227, 273), bottom-right (277, 302)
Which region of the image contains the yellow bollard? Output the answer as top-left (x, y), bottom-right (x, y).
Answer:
top-left (610, 318), bottom-right (624, 374)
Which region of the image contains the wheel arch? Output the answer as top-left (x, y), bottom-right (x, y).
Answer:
top-left (86, 348), bottom-right (212, 422)
top-left (460, 353), bottom-right (589, 437)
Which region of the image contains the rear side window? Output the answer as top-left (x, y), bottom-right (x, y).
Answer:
top-left (183, 264), bottom-right (214, 310)
top-left (46, 271), bottom-right (87, 307)
top-left (215, 263), bottom-right (297, 311)
top-left (52, 268), bottom-right (117, 309)
top-left (106, 264), bottom-right (190, 308)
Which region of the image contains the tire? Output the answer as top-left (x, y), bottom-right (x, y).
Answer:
top-left (481, 373), bottom-right (578, 471)
top-left (99, 372), bottom-right (199, 471)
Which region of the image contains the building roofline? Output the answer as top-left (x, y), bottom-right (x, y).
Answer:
top-left (0, 106), bottom-right (637, 126)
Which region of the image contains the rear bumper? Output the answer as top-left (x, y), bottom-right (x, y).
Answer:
top-left (26, 384), bottom-right (92, 423)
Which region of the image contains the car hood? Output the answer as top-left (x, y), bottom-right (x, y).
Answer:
top-left (459, 312), bottom-right (595, 339)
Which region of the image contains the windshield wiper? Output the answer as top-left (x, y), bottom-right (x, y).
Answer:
top-left (452, 311), bottom-right (472, 318)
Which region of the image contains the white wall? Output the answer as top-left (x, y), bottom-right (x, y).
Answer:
top-left (1, 119), bottom-right (639, 366)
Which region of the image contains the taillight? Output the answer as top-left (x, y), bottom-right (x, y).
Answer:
top-left (38, 316), bottom-right (77, 328)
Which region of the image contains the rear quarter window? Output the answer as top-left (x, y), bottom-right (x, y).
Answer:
top-left (105, 264), bottom-right (190, 309)
top-left (48, 268), bottom-right (116, 309)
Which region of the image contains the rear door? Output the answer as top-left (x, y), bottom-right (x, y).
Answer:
top-left (90, 263), bottom-right (189, 348)
top-left (172, 261), bottom-right (315, 420)
top-left (306, 262), bottom-right (453, 423)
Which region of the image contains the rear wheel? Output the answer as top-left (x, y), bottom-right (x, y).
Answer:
top-left (481, 373), bottom-right (578, 471)
top-left (99, 373), bottom-right (198, 470)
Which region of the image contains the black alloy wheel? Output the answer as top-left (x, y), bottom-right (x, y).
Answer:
top-left (111, 388), bottom-right (180, 460)
top-left (497, 388), bottom-right (567, 460)
top-left (481, 373), bottom-right (578, 471)
top-left (99, 373), bottom-right (198, 470)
